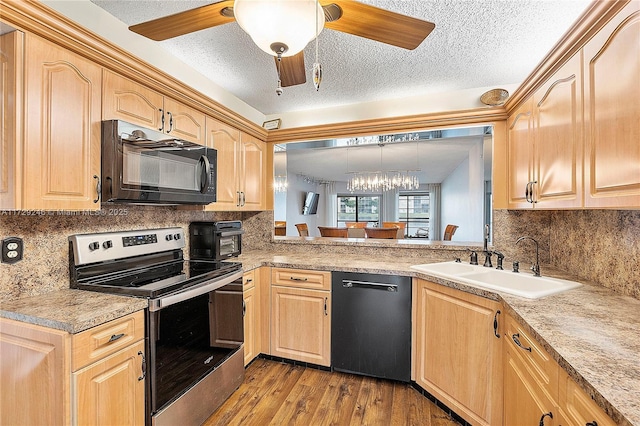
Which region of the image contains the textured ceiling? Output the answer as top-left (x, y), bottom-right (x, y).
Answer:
top-left (90, 0), bottom-right (591, 115)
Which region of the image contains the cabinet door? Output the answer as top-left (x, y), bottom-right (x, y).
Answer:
top-left (24, 34), bottom-right (102, 210)
top-left (504, 345), bottom-right (558, 426)
top-left (163, 96), bottom-right (205, 145)
top-left (583, 1), bottom-right (640, 208)
top-left (414, 279), bottom-right (502, 426)
top-left (558, 368), bottom-right (616, 426)
top-left (243, 285), bottom-right (257, 366)
top-left (73, 340), bottom-right (145, 426)
top-left (0, 318), bottom-right (70, 425)
top-left (534, 53), bottom-right (583, 208)
top-left (270, 286), bottom-right (330, 366)
top-left (102, 69), bottom-right (163, 130)
top-left (507, 98), bottom-right (535, 208)
top-left (0, 31), bottom-right (22, 209)
top-left (240, 132), bottom-right (266, 210)
top-left (205, 116), bottom-right (241, 210)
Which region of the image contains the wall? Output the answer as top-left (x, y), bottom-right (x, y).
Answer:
top-left (440, 142), bottom-right (485, 242)
top-left (0, 207), bottom-right (273, 301)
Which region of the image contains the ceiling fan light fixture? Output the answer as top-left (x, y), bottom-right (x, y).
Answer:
top-left (234, 0), bottom-right (325, 57)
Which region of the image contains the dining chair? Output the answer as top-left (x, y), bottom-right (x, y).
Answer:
top-left (365, 227), bottom-right (398, 239)
top-left (443, 224), bottom-right (459, 241)
top-left (346, 222), bottom-right (367, 238)
top-left (295, 223), bottom-right (309, 237)
top-left (318, 226), bottom-right (348, 238)
top-left (382, 222), bottom-right (406, 239)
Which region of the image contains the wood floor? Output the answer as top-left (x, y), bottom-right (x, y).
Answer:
top-left (203, 358), bottom-right (460, 426)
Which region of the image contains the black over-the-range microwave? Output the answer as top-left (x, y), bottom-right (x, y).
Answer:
top-left (101, 119), bottom-right (217, 205)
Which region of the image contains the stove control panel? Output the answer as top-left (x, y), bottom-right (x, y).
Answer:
top-left (69, 228), bottom-right (184, 266)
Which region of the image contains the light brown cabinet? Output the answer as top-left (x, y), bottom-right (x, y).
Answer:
top-left (503, 313), bottom-right (615, 426)
top-left (243, 269), bottom-right (258, 366)
top-left (103, 69), bottom-right (206, 145)
top-left (583, 0), bottom-right (640, 208)
top-left (0, 311), bottom-right (145, 426)
top-left (204, 116), bottom-right (267, 210)
top-left (508, 54), bottom-right (583, 209)
top-left (413, 279), bottom-right (503, 426)
top-left (22, 33), bottom-right (102, 210)
top-left (270, 268), bottom-right (331, 366)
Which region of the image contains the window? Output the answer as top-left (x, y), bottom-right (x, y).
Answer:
top-left (398, 193), bottom-right (430, 237)
top-left (337, 195), bottom-right (380, 226)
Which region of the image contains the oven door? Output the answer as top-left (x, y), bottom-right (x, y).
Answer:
top-left (146, 271), bottom-right (243, 425)
top-left (102, 120), bottom-right (217, 205)
top-left (216, 229), bottom-right (243, 259)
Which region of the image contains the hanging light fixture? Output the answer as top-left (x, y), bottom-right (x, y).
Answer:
top-left (346, 143), bottom-right (421, 192)
top-left (273, 175), bottom-right (288, 193)
top-left (234, 0), bottom-right (325, 58)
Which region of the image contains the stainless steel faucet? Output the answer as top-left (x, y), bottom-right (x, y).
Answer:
top-left (516, 236), bottom-right (541, 276)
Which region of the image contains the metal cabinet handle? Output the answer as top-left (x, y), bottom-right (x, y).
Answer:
top-left (240, 191), bottom-right (245, 206)
top-left (245, 278), bottom-right (253, 284)
top-left (93, 175), bottom-right (101, 203)
top-left (493, 310), bottom-right (501, 338)
top-left (324, 297), bottom-right (328, 316)
top-left (530, 180), bottom-right (538, 204)
top-left (236, 191), bottom-right (241, 207)
top-left (242, 300), bottom-right (246, 317)
top-left (137, 351), bottom-right (146, 381)
top-left (586, 422), bottom-right (599, 426)
top-left (108, 333), bottom-right (125, 343)
top-left (512, 333), bottom-right (532, 352)
top-left (290, 277), bottom-right (308, 282)
top-left (525, 182), bottom-right (531, 203)
top-left (159, 108), bottom-right (164, 131)
top-left (167, 111), bottom-right (173, 132)
top-left (539, 412), bottom-right (553, 426)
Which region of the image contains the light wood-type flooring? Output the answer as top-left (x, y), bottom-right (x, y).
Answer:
top-left (203, 358), bottom-right (461, 426)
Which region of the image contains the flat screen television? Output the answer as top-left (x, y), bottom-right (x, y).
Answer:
top-left (302, 192), bottom-right (320, 215)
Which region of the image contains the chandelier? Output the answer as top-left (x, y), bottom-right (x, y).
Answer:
top-left (273, 176), bottom-right (288, 193)
top-left (347, 172), bottom-right (420, 192)
top-left (346, 142), bottom-right (421, 192)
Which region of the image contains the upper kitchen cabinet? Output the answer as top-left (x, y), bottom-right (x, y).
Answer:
top-left (0, 31), bottom-right (23, 210)
top-left (583, 0), bottom-right (640, 208)
top-left (204, 116), bottom-right (267, 211)
top-left (103, 70), bottom-right (206, 145)
top-left (507, 54), bottom-right (582, 209)
top-left (23, 33), bottom-right (102, 210)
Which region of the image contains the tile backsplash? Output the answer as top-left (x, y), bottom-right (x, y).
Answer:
top-left (2, 207), bottom-right (638, 301)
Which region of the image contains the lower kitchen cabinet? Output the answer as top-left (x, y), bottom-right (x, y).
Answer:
top-left (503, 313), bottom-right (615, 426)
top-left (73, 340), bottom-right (145, 426)
top-left (0, 311), bottom-right (145, 426)
top-left (270, 268), bottom-right (331, 366)
top-left (413, 279), bottom-right (503, 426)
top-left (243, 269), bottom-right (258, 366)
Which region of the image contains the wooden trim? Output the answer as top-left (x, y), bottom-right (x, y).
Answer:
top-left (0, 0), bottom-right (267, 141)
top-left (504, 0), bottom-right (630, 113)
top-left (265, 107), bottom-right (508, 143)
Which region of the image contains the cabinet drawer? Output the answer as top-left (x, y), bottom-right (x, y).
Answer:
top-left (559, 368), bottom-right (616, 426)
top-left (271, 268), bottom-right (331, 290)
top-left (72, 310), bottom-right (145, 371)
top-left (243, 270), bottom-right (256, 291)
top-left (504, 314), bottom-right (558, 399)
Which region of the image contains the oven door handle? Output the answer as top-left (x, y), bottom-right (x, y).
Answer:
top-left (148, 270), bottom-right (243, 312)
top-left (218, 229), bottom-right (245, 237)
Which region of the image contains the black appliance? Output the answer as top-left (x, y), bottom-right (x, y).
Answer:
top-left (69, 227), bottom-right (243, 426)
top-left (190, 221), bottom-right (244, 261)
top-left (101, 119), bottom-right (217, 205)
top-left (331, 272), bottom-right (412, 382)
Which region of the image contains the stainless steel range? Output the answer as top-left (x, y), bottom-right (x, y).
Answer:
top-left (69, 227), bottom-right (244, 426)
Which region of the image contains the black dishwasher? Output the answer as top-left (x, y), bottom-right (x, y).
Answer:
top-left (331, 272), bottom-right (411, 382)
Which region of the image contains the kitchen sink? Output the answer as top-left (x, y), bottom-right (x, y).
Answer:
top-left (410, 261), bottom-right (581, 299)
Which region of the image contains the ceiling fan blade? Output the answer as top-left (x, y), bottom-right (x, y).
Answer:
top-left (129, 0), bottom-right (235, 41)
top-left (321, 1), bottom-right (435, 50)
top-left (276, 52), bottom-right (307, 87)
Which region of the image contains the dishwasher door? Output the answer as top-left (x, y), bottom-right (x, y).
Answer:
top-left (331, 272), bottom-right (411, 382)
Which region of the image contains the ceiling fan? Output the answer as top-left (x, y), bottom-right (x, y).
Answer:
top-left (129, 0), bottom-right (435, 91)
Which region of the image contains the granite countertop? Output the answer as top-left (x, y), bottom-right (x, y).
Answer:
top-left (1, 250), bottom-right (637, 425)
top-left (0, 289), bottom-right (148, 333)
top-left (239, 249), bottom-right (640, 426)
